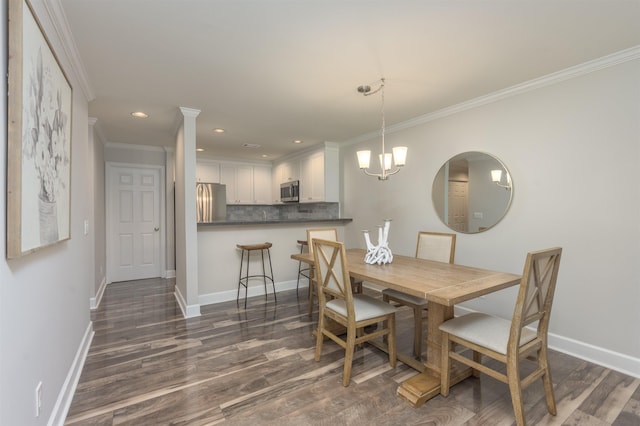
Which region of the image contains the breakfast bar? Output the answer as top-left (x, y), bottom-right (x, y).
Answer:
top-left (197, 217), bottom-right (351, 305)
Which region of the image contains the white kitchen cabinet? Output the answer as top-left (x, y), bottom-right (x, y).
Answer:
top-left (272, 159), bottom-right (300, 203)
top-left (220, 163), bottom-right (272, 204)
top-left (280, 160), bottom-right (300, 182)
top-left (299, 151), bottom-right (324, 202)
top-left (253, 165), bottom-right (272, 204)
top-left (271, 163), bottom-right (284, 203)
top-left (221, 164), bottom-right (251, 204)
top-left (299, 143), bottom-right (339, 203)
top-left (196, 161), bottom-right (220, 183)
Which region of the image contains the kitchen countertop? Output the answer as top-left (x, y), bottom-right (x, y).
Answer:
top-left (197, 218), bottom-right (352, 227)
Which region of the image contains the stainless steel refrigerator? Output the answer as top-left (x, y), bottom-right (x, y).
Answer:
top-left (196, 183), bottom-right (227, 223)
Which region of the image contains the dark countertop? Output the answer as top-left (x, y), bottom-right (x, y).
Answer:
top-left (197, 218), bottom-right (352, 227)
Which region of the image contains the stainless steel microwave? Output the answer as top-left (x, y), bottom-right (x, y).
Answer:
top-left (280, 180), bottom-right (299, 202)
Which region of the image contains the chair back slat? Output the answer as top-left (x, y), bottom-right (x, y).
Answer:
top-left (509, 247), bottom-right (562, 350)
top-left (313, 239), bottom-right (353, 316)
top-left (307, 228), bottom-right (338, 255)
top-left (415, 231), bottom-right (456, 263)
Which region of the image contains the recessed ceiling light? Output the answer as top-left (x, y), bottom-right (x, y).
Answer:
top-left (242, 143), bottom-right (261, 148)
top-left (213, 128), bottom-right (225, 133)
top-left (131, 111), bottom-right (149, 118)
top-left (261, 154), bottom-right (268, 158)
top-left (293, 140), bottom-right (303, 144)
top-left (196, 148), bottom-right (204, 152)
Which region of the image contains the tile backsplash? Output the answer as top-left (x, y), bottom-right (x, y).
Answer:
top-left (226, 202), bottom-right (339, 222)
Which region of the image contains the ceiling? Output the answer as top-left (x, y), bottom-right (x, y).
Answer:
top-left (58, 0), bottom-right (640, 161)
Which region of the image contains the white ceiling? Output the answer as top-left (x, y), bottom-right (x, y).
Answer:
top-left (58, 0), bottom-right (640, 161)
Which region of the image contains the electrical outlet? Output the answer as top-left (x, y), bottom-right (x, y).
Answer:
top-left (35, 381), bottom-right (42, 417)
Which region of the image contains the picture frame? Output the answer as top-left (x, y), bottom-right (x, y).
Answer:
top-left (7, 0), bottom-right (73, 259)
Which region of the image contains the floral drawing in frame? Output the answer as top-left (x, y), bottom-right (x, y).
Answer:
top-left (7, 0), bottom-right (73, 258)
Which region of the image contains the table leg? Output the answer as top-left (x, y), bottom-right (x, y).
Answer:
top-left (397, 302), bottom-right (472, 407)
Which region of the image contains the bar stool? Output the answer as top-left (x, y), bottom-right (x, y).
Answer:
top-left (236, 242), bottom-right (276, 309)
top-left (296, 240), bottom-right (310, 296)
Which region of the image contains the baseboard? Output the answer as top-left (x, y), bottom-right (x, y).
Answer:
top-left (366, 283), bottom-right (640, 378)
top-left (48, 322), bottom-right (94, 426)
top-left (89, 277), bottom-right (107, 310)
top-left (165, 269), bottom-right (176, 279)
top-left (198, 279), bottom-right (300, 306)
top-left (453, 305), bottom-right (640, 379)
top-left (546, 333), bottom-right (640, 379)
top-left (174, 285), bottom-right (201, 318)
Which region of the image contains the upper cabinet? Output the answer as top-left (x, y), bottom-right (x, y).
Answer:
top-left (303, 143), bottom-right (339, 203)
top-left (214, 162), bottom-right (272, 205)
top-left (272, 142), bottom-right (339, 203)
top-left (280, 160), bottom-right (300, 183)
top-left (299, 151), bottom-right (324, 202)
top-left (221, 164), bottom-right (252, 204)
top-left (199, 142), bottom-right (338, 205)
top-left (252, 165), bottom-right (272, 204)
top-left (196, 160), bottom-right (221, 183)
top-left (271, 158), bottom-right (300, 203)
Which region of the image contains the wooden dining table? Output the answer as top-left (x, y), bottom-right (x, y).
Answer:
top-left (291, 248), bottom-right (521, 407)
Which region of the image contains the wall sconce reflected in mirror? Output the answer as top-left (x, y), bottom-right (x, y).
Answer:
top-left (491, 169), bottom-right (512, 190)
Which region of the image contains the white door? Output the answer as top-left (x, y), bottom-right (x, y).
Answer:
top-left (448, 181), bottom-right (468, 233)
top-left (108, 165), bottom-right (162, 282)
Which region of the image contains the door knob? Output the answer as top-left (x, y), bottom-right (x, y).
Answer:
top-left (154, 227), bottom-right (159, 231)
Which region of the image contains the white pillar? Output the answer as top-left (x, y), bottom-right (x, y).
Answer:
top-left (175, 107), bottom-right (201, 317)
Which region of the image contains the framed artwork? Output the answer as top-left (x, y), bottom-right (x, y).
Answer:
top-left (7, 0), bottom-right (73, 258)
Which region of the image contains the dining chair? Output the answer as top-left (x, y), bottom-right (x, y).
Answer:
top-left (439, 247), bottom-right (562, 426)
top-left (306, 228), bottom-right (362, 317)
top-left (382, 231), bottom-right (456, 359)
top-left (306, 228), bottom-right (338, 317)
top-left (312, 238), bottom-right (397, 386)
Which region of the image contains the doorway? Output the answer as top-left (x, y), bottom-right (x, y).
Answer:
top-left (106, 163), bottom-right (165, 282)
top-left (448, 181), bottom-right (468, 233)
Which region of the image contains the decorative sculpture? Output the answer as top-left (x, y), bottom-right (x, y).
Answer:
top-left (362, 219), bottom-right (393, 264)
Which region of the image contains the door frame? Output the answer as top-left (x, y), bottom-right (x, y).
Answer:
top-left (106, 162), bottom-right (167, 283)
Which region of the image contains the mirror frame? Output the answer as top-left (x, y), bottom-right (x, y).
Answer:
top-left (432, 151), bottom-right (513, 234)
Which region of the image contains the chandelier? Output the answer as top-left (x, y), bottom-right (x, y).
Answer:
top-left (356, 78), bottom-right (407, 180)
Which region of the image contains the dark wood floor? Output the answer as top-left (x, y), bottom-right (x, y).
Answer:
top-left (65, 278), bottom-right (639, 425)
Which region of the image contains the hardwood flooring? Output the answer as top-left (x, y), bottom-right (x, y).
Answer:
top-left (66, 278), bottom-right (640, 425)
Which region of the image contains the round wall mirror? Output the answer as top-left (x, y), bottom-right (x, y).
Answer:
top-left (432, 151), bottom-right (513, 234)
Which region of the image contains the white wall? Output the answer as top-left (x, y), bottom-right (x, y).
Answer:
top-left (1, 1), bottom-right (95, 424)
top-left (342, 57), bottom-right (640, 375)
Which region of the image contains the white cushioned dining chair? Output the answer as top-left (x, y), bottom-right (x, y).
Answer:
top-left (382, 231), bottom-right (456, 359)
top-left (306, 228), bottom-right (362, 317)
top-left (439, 247), bottom-right (562, 426)
top-left (312, 238), bottom-right (397, 386)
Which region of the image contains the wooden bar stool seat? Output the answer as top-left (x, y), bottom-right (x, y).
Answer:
top-left (236, 242), bottom-right (276, 308)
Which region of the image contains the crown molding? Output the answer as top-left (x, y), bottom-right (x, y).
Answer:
top-left (44, 0), bottom-right (95, 102)
top-left (104, 142), bottom-right (166, 153)
top-left (344, 45), bottom-right (640, 146)
top-left (88, 118), bottom-right (110, 145)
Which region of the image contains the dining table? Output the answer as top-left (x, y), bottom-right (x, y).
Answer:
top-left (291, 248), bottom-right (521, 407)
